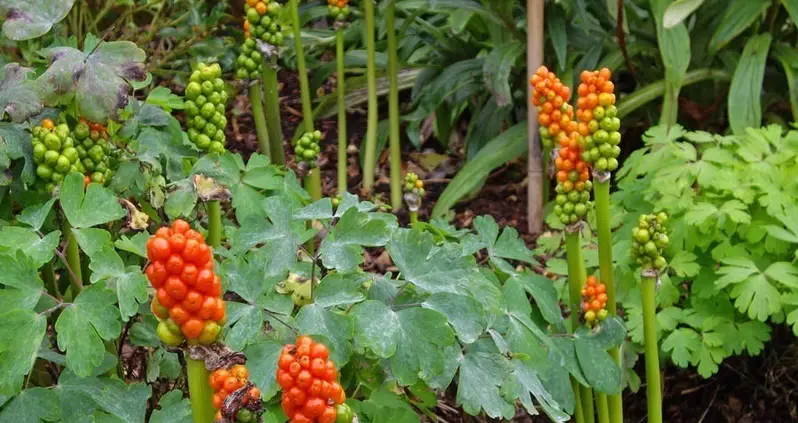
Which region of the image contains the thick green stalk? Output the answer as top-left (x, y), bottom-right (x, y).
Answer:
top-left (572, 379), bottom-right (585, 423)
top-left (336, 28), bottom-right (348, 193)
top-left (290, 0), bottom-right (314, 133)
top-left (594, 178), bottom-right (624, 423)
top-left (409, 210), bottom-right (418, 225)
top-left (62, 219), bottom-right (83, 296)
top-left (641, 274), bottom-right (663, 423)
top-left (263, 57), bottom-right (285, 165)
top-left (187, 358), bottom-right (215, 423)
top-left (565, 230), bottom-right (594, 423)
top-left (362, 0), bottom-right (379, 193)
top-left (207, 200), bottom-right (222, 248)
top-left (596, 394), bottom-right (609, 423)
top-left (248, 83), bottom-right (271, 158)
top-left (304, 168), bottom-right (322, 254)
top-left (386, 0), bottom-right (402, 210)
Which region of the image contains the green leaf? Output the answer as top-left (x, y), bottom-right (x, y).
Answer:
top-left (0, 387), bottom-right (59, 423)
top-left (728, 33), bottom-right (772, 135)
top-left (314, 273), bottom-right (367, 308)
top-left (294, 198), bottom-right (334, 221)
top-left (515, 273), bottom-right (564, 328)
top-left (149, 390), bottom-right (192, 423)
top-left (716, 257), bottom-right (784, 320)
top-left (60, 173), bottom-right (125, 228)
top-left (391, 307), bottom-right (456, 386)
top-left (387, 229), bottom-right (477, 294)
top-left (243, 340), bottom-right (283, 401)
top-left (145, 87), bottom-right (184, 112)
top-left (432, 122), bottom-right (526, 217)
top-left (662, 328), bottom-right (701, 368)
top-left (707, 0), bottom-right (769, 55)
top-left (235, 196), bottom-right (301, 272)
top-left (663, 0), bottom-right (705, 28)
top-left (72, 228), bottom-right (113, 257)
top-left (114, 232), bottom-right (149, 259)
top-left (669, 251), bottom-right (700, 277)
top-left (88, 248), bottom-right (148, 322)
top-left (0, 64), bottom-right (43, 123)
top-left (423, 293), bottom-right (486, 344)
top-left (224, 303), bottom-right (262, 352)
top-left (0, 252), bottom-right (44, 308)
top-left (474, 215), bottom-right (534, 263)
top-left (17, 197), bottom-right (56, 231)
top-left (720, 200), bottom-right (751, 224)
top-left (574, 318), bottom-right (625, 394)
top-left (456, 352), bottom-right (514, 419)
top-left (0, 227), bottom-right (60, 267)
top-left (221, 252), bottom-right (279, 304)
top-left (295, 303), bottom-right (353, 365)
top-left (320, 208), bottom-right (397, 272)
top-left (56, 370), bottom-right (151, 423)
top-left (773, 43), bottom-right (798, 123)
top-left (482, 41), bottom-right (523, 107)
top-left (547, 5), bottom-right (568, 72)
top-left (0, 0), bottom-right (75, 40)
top-left (0, 122), bottom-right (34, 184)
top-left (350, 300), bottom-right (401, 358)
top-left (783, 0), bottom-right (798, 26)
top-left (651, 0), bottom-right (691, 88)
top-left (503, 359), bottom-right (570, 422)
top-left (190, 152), bottom-right (241, 187)
top-left (0, 310), bottom-right (47, 396)
top-left (39, 41), bottom-right (147, 122)
top-left (55, 284), bottom-right (121, 377)
top-left (764, 262), bottom-right (798, 289)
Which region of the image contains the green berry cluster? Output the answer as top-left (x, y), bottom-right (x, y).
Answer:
top-left (631, 212), bottom-right (670, 270)
top-left (32, 119), bottom-right (81, 193)
top-left (72, 121), bottom-right (116, 186)
top-left (553, 180), bottom-right (593, 225)
top-left (404, 172), bottom-right (425, 198)
top-left (245, 1), bottom-right (284, 46)
top-left (295, 130), bottom-right (322, 167)
top-left (539, 126), bottom-right (554, 150)
top-left (235, 38), bottom-right (263, 81)
top-left (185, 63), bottom-right (228, 154)
top-left (328, 0), bottom-right (352, 21)
top-left (581, 105), bottom-right (621, 172)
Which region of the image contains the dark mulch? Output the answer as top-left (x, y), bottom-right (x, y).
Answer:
top-left (220, 70), bottom-right (798, 422)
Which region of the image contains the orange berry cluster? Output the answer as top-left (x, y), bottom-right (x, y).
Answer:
top-left (277, 336), bottom-right (347, 423)
top-left (328, 0), bottom-right (351, 21)
top-left (576, 68), bottom-right (621, 172)
top-left (146, 220), bottom-right (225, 346)
top-left (581, 276), bottom-right (609, 327)
top-left (531, 66), bottom-right (593, 225)
top-left (530, 66), bottom-right (574, 150)
top-left (210, 364), bottom-right (262, 422)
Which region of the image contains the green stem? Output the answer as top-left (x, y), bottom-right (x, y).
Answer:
top-left (187, 358), bottom-right (215, 423)
top-left (249, 83), bottom-right (272, 158)
top-left (304, 168), bottom-right (322, 254)
top-left (290, 0), bottom-right (314, 133)
top-left (207, 200), bottom-right (222, 248)
top-left (594, 178), bottom-right (624, 423)
top-left (617, 69), bottom-right (730, 118)
top-left (263, 57), bottom-right (285, 165)
top-left (409, 210), bottom-right (418, 225)
top-left (336, 28), bottom-right (348, 193)
top-left (660, 82), bottom-right (679, 128)
top-left (387, 0), bottom-right (402, 210)
top-left (565, 230), bottom-right (594, 423)
top-left (362, 0), bottom-right (379, 193)
top-left (641, 274), bottom-right (663, 423)
top-left (572, 378), bottom-right (585, 423)
top-left (62, 219), bottom-right (83, 296)
top-left (542, 147), bottom-right (551, 203)
top-left (43, 261), bottom-right (60, 301)
top-left (596, 393), bottom-right (609, 423)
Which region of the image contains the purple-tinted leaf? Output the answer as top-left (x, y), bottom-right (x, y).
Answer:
top-left (38, 41), bottom-right (147, 123)
top-left (0, 64), bottom-right (42, 122)
top-left (0, 0), bottom-right (75, 40)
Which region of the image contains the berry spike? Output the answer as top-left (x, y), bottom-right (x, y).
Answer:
top-left (210, 364), bottom-right (265, 422)
top-left (145, 219), bottom-right (226, 347)
top-left (576, 68), bottom-right (621, 173)
top-left (581, 275), bottom-right (609, 328)
top-left (531, 66), bottom-right (593, 226)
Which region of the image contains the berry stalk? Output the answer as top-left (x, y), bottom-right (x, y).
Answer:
top-left (386, 0), bottom-right (402, 210)
top-left (207, 200), bottom-right (223, 248)
top-left (289, 0), bottom-right (314, 133)
top-left (187, 358), bottom-right (216, 423)
top-left (565, 231), bottom-right (595, 423)
top-left (336, 27), bottom-right (348, 194)
top-left (361, 0), bottom-right (378, 193)
top-left (249, 83), bottom-right (272, 158)
top-left (403, 173), bottom-right (425, 225)
top-left (263, 58), bottom-right (286, 165)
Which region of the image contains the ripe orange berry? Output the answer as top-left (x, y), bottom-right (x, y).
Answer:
top-left (168, 233), bottom-right (186, 253)
top-left (182, 319), bottom-right (204, 339)
top-left (165, 277), bottom-right (187, 300)
top-left (172, 219), bottom-right (190, 234)
top-left (182, 291), bottom-right (203, 313)
top-left (157, 288), bottom-right (176, 308)
top-left (165, 254), bottom-right (184, 275)
top-left (149, 237), bottom-right (171, 261)
top-left (303, 397), bottom-right (326, 418)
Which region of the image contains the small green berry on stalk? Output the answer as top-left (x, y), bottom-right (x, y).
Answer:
top-left (631, 212), bottom-right (670, 271)
top-left (294, 130), bottom-right (322, 168)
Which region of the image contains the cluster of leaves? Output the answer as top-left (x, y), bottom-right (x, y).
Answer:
top-left (611, 124), bottom-right (798, 378)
